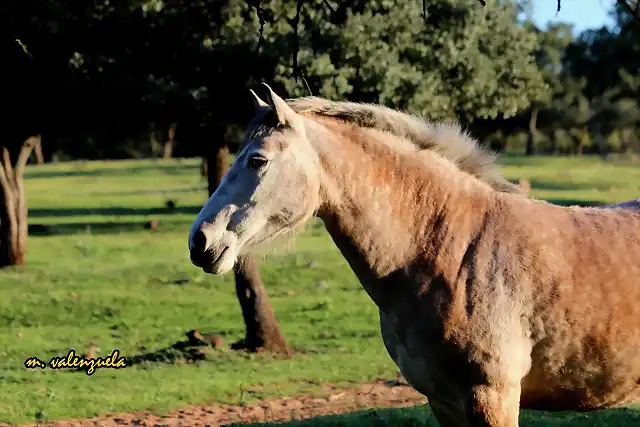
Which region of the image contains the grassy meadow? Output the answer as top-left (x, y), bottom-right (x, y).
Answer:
top-left (0, 155), bottom-right (639, 425)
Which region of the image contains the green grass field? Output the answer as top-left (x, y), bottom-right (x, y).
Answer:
top-left (0, 155), bottom-right (639, 425)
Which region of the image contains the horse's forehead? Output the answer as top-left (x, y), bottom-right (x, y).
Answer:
top-left (245, 128), bottom-right (293, 153)
top-left (263, 134), bottom-right (289, 151)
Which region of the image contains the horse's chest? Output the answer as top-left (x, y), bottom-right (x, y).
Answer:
top-left (378, 301), bottom-right (528, 397)
top-left (378, 309), bottom-right (445, 395)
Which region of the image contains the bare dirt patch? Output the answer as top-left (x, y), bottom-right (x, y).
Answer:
top-left (10, 380), bottom-right (427, 427)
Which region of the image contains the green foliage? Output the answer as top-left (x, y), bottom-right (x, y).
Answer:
top-left (489, 3), bottom-right (640, 156)
top-left (273, 0), bottom-right (546, 122)
top-left (2, 0), bottom-right (639, 159)
top-left (3, 0), bottom-right (548, 157)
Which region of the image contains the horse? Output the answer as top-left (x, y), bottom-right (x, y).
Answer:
top-left (188, 84), bottom-right (640, 427)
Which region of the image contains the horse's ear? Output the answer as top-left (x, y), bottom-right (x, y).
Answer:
top-left (261, 83), bottom-right (300, 128)
top-left (249, 89), bottom-right (269, 111)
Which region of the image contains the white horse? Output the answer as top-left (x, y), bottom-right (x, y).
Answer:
top-left (189, 84), bottom-right (640, 427)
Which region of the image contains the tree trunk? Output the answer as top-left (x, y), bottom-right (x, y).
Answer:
top-left (150, 127), bottom-right (162, 157)
top-left (162, 123), bottom-right (177, 159)
top-left (620, 128), bottom-right (631, 153)
top-left (0, 136), bottom-right (38, 267)
top-left (525, 106), bottom-right (538, 156)
top-left (206, 144), bottom-right (229, 195)
top-left (232, 255), bottom-right (292, 356)
top-left (576, 129), bottom-right (587, 156)
top-left (200, 157), bottom-right (208, 178)
top-left (33, 138), bottom-right (44, 165)
top-left (206, 141), bottom-right (292, 357)
top-left (593, 124), bottom-right (607, 157)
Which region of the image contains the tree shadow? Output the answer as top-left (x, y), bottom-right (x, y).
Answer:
top-left (125, 340), bottom-right (211, 367)
top-left (29, 205), bottom-right (201, 219)
top-left (111, 330), bottom-right (296, 372)
top-left (63, 331), bottom-right (226, 373)
top-left (497, 155), bottom-right (549, 167)
top-left (25, 162), bottom-right (200, 180)
top-left (224, 405), bottom-right (640, 427)
top-left (91, 185), bottom-right (206, 197)
top-left (543, 198), bottom-right (606, 207)
top-left (28, 219), bottom-right (192, 236)
top-left (527, 179), bottom-right (602, 192)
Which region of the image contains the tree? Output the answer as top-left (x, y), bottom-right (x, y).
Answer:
top-left (0, 3), bottom-right (57, 267)
top-left (205, 131), bottom-right (292, 357)
top-left (559, 6), bottom-right (640, 155)
top-left (162, 123), bottom-right (178, 159)
top-left (523, 22), bottom-right (575, 155)
top-left (266, 0), bottom-right (547, 123)
top-left (0, 137), bottom-right (39, 267)
top-left (232, 255), bottom-right (292, 355)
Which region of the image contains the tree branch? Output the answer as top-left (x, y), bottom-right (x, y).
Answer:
top-left (15, 136), bottom-right (39, 182)
top-left (0, 149), bottom-right (19, 255)
top-left (0, 153), bottom-right (13, 200)
top-left (321, 0), bottom-right (334, 14)
top-left (255, 8), bottom-right (266, 53)
top-left (14, 137), bottom-right (38, 252)
top-left (245, 0), bottom-right (273, 53)
top-left (291, 0), bottom-right (304, 82)
top-left (617, 0), bottom-right (640, 20)
top-left (1, 148), bottom-right (15, 192)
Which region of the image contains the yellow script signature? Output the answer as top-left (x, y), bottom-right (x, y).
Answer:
top-left (24, 349), bottom-right (127, 375)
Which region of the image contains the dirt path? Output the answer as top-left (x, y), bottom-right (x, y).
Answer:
top-left (11, 380), bottom-right (427, 427)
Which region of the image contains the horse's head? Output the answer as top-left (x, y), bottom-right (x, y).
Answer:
top-left (188, 84), bottom-right (322, 274)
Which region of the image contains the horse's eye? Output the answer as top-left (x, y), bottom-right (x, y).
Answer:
top-left (247, 156), bottom-right (268, 170)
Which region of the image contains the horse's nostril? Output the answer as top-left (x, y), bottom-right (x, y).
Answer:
top-left (191, 229), bottom-right (207, 254)
top-left (190, 251), bottom-right (203, 267)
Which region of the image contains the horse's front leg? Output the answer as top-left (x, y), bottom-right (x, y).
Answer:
top-left (419, 377), bottom-right (521, 427)
top-left (464, 383), bottom-right (521, 427)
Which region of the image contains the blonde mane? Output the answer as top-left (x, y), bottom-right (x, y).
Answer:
top-left (286, 97), bottom-right (523, 195)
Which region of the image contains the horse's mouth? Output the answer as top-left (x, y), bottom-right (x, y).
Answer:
top-left (203, 246), bottom-right (230, 273)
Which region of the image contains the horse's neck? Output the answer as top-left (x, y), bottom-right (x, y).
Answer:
top-left (310, 122), bottom-right (494, 307)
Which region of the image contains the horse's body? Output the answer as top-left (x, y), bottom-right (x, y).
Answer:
top-left (188, 85), bottom-right (640, 426)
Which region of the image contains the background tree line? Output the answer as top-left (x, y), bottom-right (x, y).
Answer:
top-left (3, 0), bottom-right (637, 163)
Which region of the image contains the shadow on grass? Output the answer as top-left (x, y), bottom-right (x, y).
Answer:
top-left (28, 219), bottom-right (191, 236)
top-left (126, 341), bottom-right (211, 368)
top-left (227, 405), bottom-right (640, 427)
top-left (527, 179), bottom-right (605, 192)
top-left (117, 330), bottom-right (296, 372)
top-left (543, 198), bottom-right (606, 207)
top-left (29, 205), bottom-right (201, 219)
top-left (25, 162), bottom-right (200, 180)
top-left (91, 185), bottom-right (206, 197)
top-left (497, 154), bottom-right (605, 167)
top-left (496, 154), bottom-right (555, 167)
